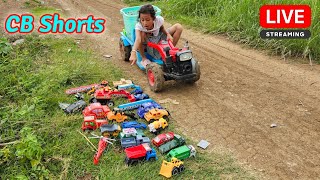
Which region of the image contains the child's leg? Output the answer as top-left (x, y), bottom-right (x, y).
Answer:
top-left (167, 23), bottom-right (183, 46)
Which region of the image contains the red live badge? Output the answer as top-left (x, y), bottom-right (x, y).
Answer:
top-left (260, 5), bottom-right (311, 29)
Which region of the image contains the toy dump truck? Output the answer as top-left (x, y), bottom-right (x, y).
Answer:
top-left (148, 118), bottom-right (168, 134)
top-left (159, 134), bottom-right (185, 154)
top-left (124, 143), bottom-right (157, 165)
top-left (159, 158), bottom-right (184, 178)
top-left (100, 124), bottom-right (121, 137)
top-left (121, 135), bottom-right (150, 149)
top-left (166, 145), bottom-right (196, 161)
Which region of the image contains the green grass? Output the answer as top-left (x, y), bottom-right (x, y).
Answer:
top-left (125, 0), bottom-right (320, 63)
top-left (0, 35), bottom-right (254, 179)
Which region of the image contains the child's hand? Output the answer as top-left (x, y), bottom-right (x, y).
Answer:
top-left (129, 53), bottom-right (137, 65)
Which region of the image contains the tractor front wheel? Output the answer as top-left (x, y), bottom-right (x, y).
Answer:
top-left (146, 63), bottom-right (165, 92)
top-left (119, 38), bottom-right (131, 61)
top-left (185, 59), bottom-right (201, 84)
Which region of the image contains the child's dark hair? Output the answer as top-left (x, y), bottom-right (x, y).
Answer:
top-left (138, 4), bottom-right (156, 20)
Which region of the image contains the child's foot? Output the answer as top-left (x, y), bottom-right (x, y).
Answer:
top-left (141, 59), bottom-right (151, 68)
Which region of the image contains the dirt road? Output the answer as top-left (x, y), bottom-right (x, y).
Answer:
top-left (3, 0), bottom-right (320, 179)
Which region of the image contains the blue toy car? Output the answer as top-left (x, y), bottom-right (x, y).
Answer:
top-left (134, 93), bottom-right (149, 101)
top-left (137, 102), bottom-right (163, 118)
top-left (121, 121), bottom-right (147, 129)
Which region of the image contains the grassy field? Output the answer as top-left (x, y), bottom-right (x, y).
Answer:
top-left (0, 34), bottom-right (254, 179)
top-left (126, 0), bottom-right (320, 63)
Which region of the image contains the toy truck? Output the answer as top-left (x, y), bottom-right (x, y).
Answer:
top-left (144, 108), bottom-right (169, 123)
top-left (81, 116), bottom-right (108, 131)
top-left (120, 128), bottom-right (145, 138)
top-left (159, 158), bottom-right (184, 178)
top-left (90, 88), bottom-right (136, 106)
top-left (121, 121), bottom-right (147, 129)
top-left (100, 124), bottom-right (121, 137)
top-left (124, 143), bottom-right (157, 165)
top-left (166, 145), bottom-right (196, 161)
top-left (152, 132), bottom-right (174, 147)
top-left (82, 103), bottom-right (110, 119)
top-left (148, 118), bottom-right (168, 134)
top-left (121, 135), bottom-right (151, 149)
top-left (117, 99), bottom-right (154, 111)
top-left (159, 134), bottom-right (185, 154)
top-left (106, 111), bottom-right (128, 123)
top-left (137, 102), bottom-right (163, 118)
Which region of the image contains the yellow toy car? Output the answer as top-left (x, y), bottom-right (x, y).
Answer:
top-left (144, 108), bottom-right (169, 123)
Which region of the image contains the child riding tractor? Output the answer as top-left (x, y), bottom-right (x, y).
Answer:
top-left (119, 6), bottom-right (201, 92)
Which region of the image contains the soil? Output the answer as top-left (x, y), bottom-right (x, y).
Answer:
top-left (2, 0), bottom-right (320, 179)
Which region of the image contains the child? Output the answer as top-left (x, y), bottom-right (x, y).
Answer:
top-left (129, 4), bottom-right (183, 67)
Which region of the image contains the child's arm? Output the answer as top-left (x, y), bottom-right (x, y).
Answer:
top-left (160, 25), bottom-right (170, 36)
top-left (160, 25), bottom-right (173, 41)
top-left (129, 29), bottom-right (142, 65)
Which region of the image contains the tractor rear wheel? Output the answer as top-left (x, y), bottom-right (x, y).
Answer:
top-left (146, 63), bottom-right (165, 92)
top-left (119, 38), bottom-right (131, 61)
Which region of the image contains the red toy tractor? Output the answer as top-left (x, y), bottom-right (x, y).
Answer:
top-left (146, 40), bottom-right (200, 92)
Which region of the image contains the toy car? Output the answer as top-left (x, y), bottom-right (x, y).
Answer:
top-left (120, 6), bottom-right (200, 92)
top-left (148, 118), bottom-right (168, 134)
top-left (82, 103), bottom-right (110, 119)
top-left (159, 134), bottom-right (185, 154)
top-left (121, 121), bottom-right (147, 129)
top-left (166, 145), bottom-right (196, 161)
top-left (100, 124), bottom-right (121, 137)
top-left (106, 111), bottom-right (128, 123)
top-left (144, 108), bottom-right (169, 123)
top-left (59, 100), bottom-right (87, 114)
top-left (121, 135), bottom-right (150, 149)
top-left (134, 93), bottom-right (149, 101)
top-left (90, 88), bottom-right (136, 107)
top-left (81, 116), bottom-right (108, 131)
top-left (137, 102), bottom-right (163, 118)
top-left (124, 143), bottom-right (157, 165)
top-left (152, 132), bottom-right (174, 147)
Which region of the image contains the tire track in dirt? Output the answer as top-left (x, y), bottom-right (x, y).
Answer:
top-left (55, 0), bottom-right (320, 179)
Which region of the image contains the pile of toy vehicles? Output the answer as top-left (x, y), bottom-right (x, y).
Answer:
top-left (64, 78), bottom-right (197, 178)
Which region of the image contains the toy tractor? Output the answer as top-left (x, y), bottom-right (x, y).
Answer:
top-left (119, 6), bottom-right (201, 92)
top-left (159, 157), bottom-right (185, 178)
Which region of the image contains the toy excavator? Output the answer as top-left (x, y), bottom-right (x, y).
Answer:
top-left (159, 157), bottom-right (185, 178)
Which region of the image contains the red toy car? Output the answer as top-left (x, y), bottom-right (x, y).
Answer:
top-left (82, 103), bottom-right (110, 119)
top-left (152, 132), bottom-right (174, 147)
